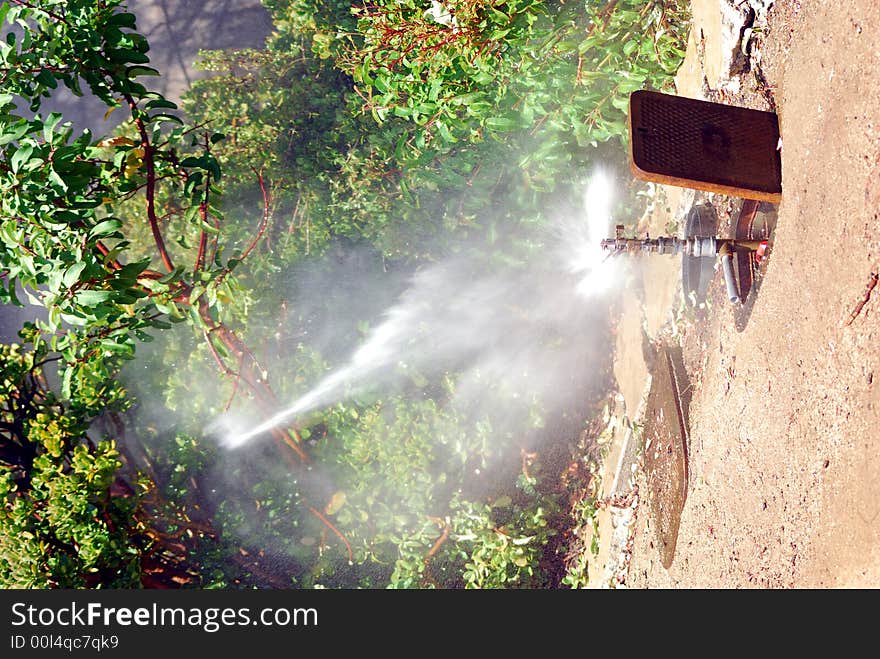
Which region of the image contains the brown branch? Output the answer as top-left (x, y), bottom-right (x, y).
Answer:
top-left (203, 330), bottom-right (237, 378)
top-left (307, 505), bottom-right (354, 564)
top-left (424, 517), bottom-right (450, 562)
top-left (599, 0), bottom-right (621, 30)
top-left (202, 319), bottom-right (309, 463)
top-left (154, 120), bottom-right (213, 150)
top-left (239, 167), bottom-right (271, 263)
top-left (115, 174), bottom-right (179, 200)
top-left (528, 113), bottom-right (548, 137)
top-left (223, 352), bottom-right (246, 412)
top-left (287, 194), bottom-right (302, 237)
top-left (845, 272), bottom-right (879, 326)
top-left (137, 269), bottom-right (166, 281)
top-left (98, 66), bottom-right (312, 478)
top-left (279, 430), bottom-right (308, 462)
top-left (95, 241), bottom-right (122, 270)
top-left (123, 93), bottom-right (175, 273)
top-left (195, 221), bottom-right (208, 273)
top-left (10, 0), bottom-right (68, 24)
top-left (194, 133), bottom-right (213, 272)
top-left (228, 553), bottom-right (290, 589)
top-left (207, 214), bottom-right (221, 267)
top-left (0, 64), bottom-right (70, 80)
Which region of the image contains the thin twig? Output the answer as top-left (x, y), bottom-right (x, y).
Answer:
top-left (194, 132), bottom-right (213, 272)
top-left (239, 166), bottom-right (271, 263)
top-left (424, 517), bottom-right (450, 562)
top-left (123, 93), bottom-right (175, 273)
top-left (10, 0), bottom-right (68, 23)
top-left (307, 505), bottom-right (354, 563)
top-left (223, 352), bottom-right (246, 412)
top-left (95, 241), bottom-right (122, 270)
top-left (203, 330), bottom-right (236, 378)
top-left (845, 272), bottom-right (878, 326)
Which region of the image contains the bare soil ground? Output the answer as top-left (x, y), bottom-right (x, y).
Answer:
top-left (623, 0), bottom-right (880, 588)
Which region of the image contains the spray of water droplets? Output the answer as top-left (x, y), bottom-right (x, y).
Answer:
top-left (215, 171), bottom-right (622, 449)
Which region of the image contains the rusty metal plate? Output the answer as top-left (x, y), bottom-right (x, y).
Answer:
top-left (629, 90), bottom-right (782, 203)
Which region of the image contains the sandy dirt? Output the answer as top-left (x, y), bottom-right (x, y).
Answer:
top-left (616, 0), bottom-right (880, 589)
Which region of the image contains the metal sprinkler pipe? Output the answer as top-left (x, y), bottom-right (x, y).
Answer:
top-left (600, 225), bottom-right (768, 307)
top-left (718, 241), bottom-right (739, 304)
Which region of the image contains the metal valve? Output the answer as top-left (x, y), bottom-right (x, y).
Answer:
top-left (600, 225), bottom-right (767, 306)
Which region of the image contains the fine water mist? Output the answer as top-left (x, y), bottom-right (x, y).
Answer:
top-left (215, 171), bottom-right (622, 449)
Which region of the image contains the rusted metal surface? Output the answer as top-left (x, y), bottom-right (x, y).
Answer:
top-left (734, 198), bottom-right (760, 302)
top-left (629, 91), bottom-right (783, 203)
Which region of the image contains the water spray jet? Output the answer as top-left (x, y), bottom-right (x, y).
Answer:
top-left (216, 173), bottom-right (621, 450)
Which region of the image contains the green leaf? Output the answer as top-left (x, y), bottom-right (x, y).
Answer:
top-left (89, 219), bottom-right (123, 237)
top-left (134, 329), bottom-right (154, 342)
top-left (199, 217), bottom-right (220, 234)
top-left (616, 76), bottom-right (645, 94)
top-left (35, 69), bottom-right (58, 89)
top-left (42, 112), bottom-right (63, 140)
top-left (62, 262), bottom-right (86, 288)
top-left (399, 179), bottom-right (412, 203)
top-left (107, 11), bottom-right (137, 28)
top-left (484, 116), bottom-right (518, 132)
top-left (436, 120), bottom-right (456, 144)
top-left (1, 275), bottom-right (21, 306)
top-left (0, 121), bottom-right (31, 145)
top-left (189, 284), bottom-right (204, 304)
top-left (10, 143), bottom-right (33, 173)
top-left (60, 366), bottom-right (73, 399)
top-left (100, 338), bottom-right (132, 355)
top-left (47, 167), bottom-right (68, 191)
top-left (158, 266), bottom-right (184, 284)
top-left (74, 290), bottom-right (113, 307)
top-left (145, 98), bottom-right (178, 110)
top-left (202, 154), bottom-right (221, 181)
top-left (182, 203), bottom-right (200, 225)
top-left (127, 65), bottom-right (160, 78)
top-left (180, 156), bottom-right (203, 169)
top-left (149, 112), bottom-right (184, 125)
top-left (59, 311), bottom-right (86, 327)
top-left (110, 49), bottom-right (150, 65)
